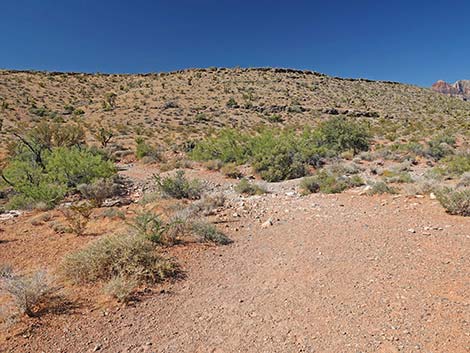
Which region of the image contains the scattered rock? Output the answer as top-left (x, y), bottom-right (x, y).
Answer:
top-left (0, 210), bottom-right (22, 221)
top-left (261, 218), bottom-right (273, 228)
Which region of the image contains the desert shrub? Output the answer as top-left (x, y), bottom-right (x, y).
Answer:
top-left (14, 122), bottom-right (85, 152)
top-left (61, 234), bottom-right (177, 285)
top-left (0, 269), bottom-right (60, 317)
top-left (3, 146), bottom-right (115, 209)
top-left (99, 207), bottom-right (126, 219)
top-left (191, 192), bottom-right (225, 215)
top-left (155, 170), bottom-right (202, 199)
top-left (457, 172), bottom-right (470, 188)
top-left (350, 175), bottom-right (365, 186)
top-left (135, 137), bottom-right (161, 161)
top-left (204, 160), bottom-right (223, 171)
top-left (381, 170), bottom-right (414, 183)
top-left (221, 163), bottom-right (243, 178)
top-left (403, 177), bottom-right (437, 196)
top-left (50, 220), bottom-right (71, 234)
top-left (326, 162), bottom-right (363, 176)
top-left (235, 178), bottom-right (266, 195)
top-left (425, 134), bottom-right (456, 160)
top-left (0, 264), bottom-right (13, 278)
top-left (436, 187), bottom-right (470, 216)
top-left (129, 211), bottom-right (171, 244)
top-left (103, 92), bottom-right (117, 110)
top-left (93, 126), bottom-right (114, 148)
top-left (190, 129), bottom-right (250, 164)
top-left (78, 178), bottom-right (121, 207)
top-left (191, 221), bottom-right (232, 245)
top-left (441, 153), bottom-right (470, 176)
top-left (191, 120), bottom-right (368, 182)
top-left (45, 147), bottom-right (116, 187)
top-left (226, 97), bottom-right (238, 108)
top-left (267, 114), bottom-right (284, 123)
top-left (250, 130), bottom-right (308, 182)
top-left (367, 181), bottom-right (397, 195)
top-left (316, 116), bottom-right (370, 154)
top-left (302, 170), bottom-right (351, 194)
top-left (299, 177), bottom-right (320, 195)
top-left (61, 202), bottom-right (93, 236)
top-left (103, 275), bottom-right (137, 303)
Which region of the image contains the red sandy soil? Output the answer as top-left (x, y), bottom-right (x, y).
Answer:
top-left (0, 168), bottom-right (469, 352)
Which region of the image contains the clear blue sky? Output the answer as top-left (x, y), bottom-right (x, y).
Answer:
top-left (1, 0), bottom-right (469, 86)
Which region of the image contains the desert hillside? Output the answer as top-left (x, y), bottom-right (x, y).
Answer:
top-left (2, 67), bottom-right (470, 152)
top-left (0, 68), bottom-right (469, 353)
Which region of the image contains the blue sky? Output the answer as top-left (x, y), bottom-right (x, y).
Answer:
top-left (1, 0), bottom-right (469, 86)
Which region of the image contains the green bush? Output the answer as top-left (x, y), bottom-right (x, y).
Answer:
top-left (190, 117), bottom-right (370, 182)
top-left (191, 221), bottom-right (232, 245)
top-left (220, 163), bottom-right (243, 178)
top-left (436, 187), bottom-right (470, 216)
top-left (234, 178), bottom-right (266, 195)
top-left (441, 153), bottom-right (470, 176)
top-left (45, 147), bottom-right (116, 187)
top-left (425, 133), bottom-right (456, 160)
top-left (129, 211), bottom-right (170, 244)
top-left (3, 147), bottom-right (115, 209)
top-left (226, 97), bottom-right (239, 108)
top-left (316, 116), bottom-right (370, 154)
top-left (250, 130), bottom-right (308, 182)
top-left (299, 177), bottom-right (320, 195)
top-left (367, 181), bottom-right (397, 195)
top-left (190, 129), bottom-right (250, 164)
top-left (300, 169), bottom-right (356, 194)
top-left (135, 137), bottom-right (161, 161)
top-left (155, 170), bottom-right (203, 199)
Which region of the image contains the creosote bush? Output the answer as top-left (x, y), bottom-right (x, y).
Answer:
top-left (60, 202), bottom-right (94, 236)
top-left (299, 177), bottom-right (320, 195)
top-left (300, 169), bottom-right (362, 194)
top-left (235, 178), bottom-right (266, 195)
top-left (367, 181), bottom-right (397, 195)
top-left (103, 275), bottom-right (137, 303)
top-left (129, 211), bottom-right (172, 245)
top-left (135, 137), bottom-right (161, 162)
top-left (191, 221), bottom-right (233, 245)
top-left (436, 187), bottom-right (470, 216)
top-left (155, 170), bottom-right (203, 199)
top-left (78, 178), bottom-right (122, 207)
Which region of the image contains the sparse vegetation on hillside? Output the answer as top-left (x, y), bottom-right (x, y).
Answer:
top-left (192, 117), bottom-right (370, 181)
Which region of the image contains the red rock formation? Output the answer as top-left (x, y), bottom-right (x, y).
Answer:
top-left (432, 79), bottom-right (470, 100)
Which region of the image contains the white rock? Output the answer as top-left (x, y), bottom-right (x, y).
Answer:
top-left (261, 218), bottom-right (273, 228)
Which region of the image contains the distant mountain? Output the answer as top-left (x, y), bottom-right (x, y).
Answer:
top-left (431, 79), bottom-right (470, 100)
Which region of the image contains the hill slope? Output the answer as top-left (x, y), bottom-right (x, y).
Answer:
top-left (1, 67), bottom-right (470, 152)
